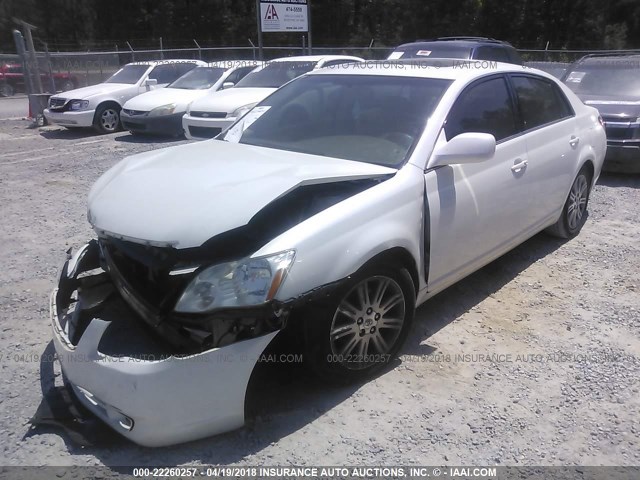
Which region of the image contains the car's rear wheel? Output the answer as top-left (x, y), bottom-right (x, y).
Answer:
top-left (0, 82), bottom-right (15, 97)
top-left (94, 104), bottom-right (121, 134)
top-left (304, 265), bottom-right (415, 383)
top-left (546, 166), bottom-right (592, 238)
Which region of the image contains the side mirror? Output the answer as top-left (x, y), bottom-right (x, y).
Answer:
top-left (430, 132), bottom-right (496, 167)
top-left (143, 78), bottom-right (158, 87)
top-left (222, 81), bottom-right (235, 89)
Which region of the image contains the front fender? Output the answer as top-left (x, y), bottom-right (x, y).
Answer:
top-left (255, 166), bottom-right (426, 301)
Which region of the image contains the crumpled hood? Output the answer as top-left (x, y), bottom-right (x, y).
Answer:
top-left (579, 94), bottom-right (640, 119)
top-left (188, 88), bottom-right (276, 113)
top-left (88, 140), bottom-right (395, 249)
top-left (52, 83), bottom-right (134, 101)
top-left (123, 87), bottom-right (207, 112)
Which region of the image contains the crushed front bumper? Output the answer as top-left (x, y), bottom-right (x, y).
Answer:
top-left (50, 244), bottom-right (279, 447)
top-left (43, 108), bottom-right (95, 127)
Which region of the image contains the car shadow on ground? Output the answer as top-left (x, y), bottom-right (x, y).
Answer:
top-left (405, 232), bottom-right (567, 357)
top-left (27, 232), bottom-right (568, 466)
top-left (114, 133), bottom-right (185, 144)
top-left (597, 171), bottom-right (640, 188)
top-left (39, 128), bottom-right (105, 140)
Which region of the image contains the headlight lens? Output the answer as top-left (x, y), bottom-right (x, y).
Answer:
top-left (69, 100), bottom-right (89, 111)
top-left (174, 250), bottom-right (295, 313)
top-left (228, 103), bottom-right (257, 119)
top-left (148, 103), bottom-right (177, 116)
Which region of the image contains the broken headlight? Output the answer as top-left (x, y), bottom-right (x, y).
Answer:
top-left (174, 250), bottom-right (295, 313)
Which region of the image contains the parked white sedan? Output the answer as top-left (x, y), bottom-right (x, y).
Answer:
top-left (44, 60), bottom-right (205, 133)
top-left (51, 60), bottom-right (605, 446)
top-left (181, 55), bottom-right (363, 139)
top-left (120, 60), bottom-right (259, 136)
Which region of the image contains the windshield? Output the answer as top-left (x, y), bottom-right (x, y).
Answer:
top-left (168, 67), bottom-right (226, 89)
top-left (389, 44), bottom-right (472, 60)
top-left (235, 61), bottom-right (316, 88)
top-left (105, 64), bottom-right (150, 84)
top-left (565, 60), bottom-right (640, 97)
top-left (222, 74), bottom-right (451, 168)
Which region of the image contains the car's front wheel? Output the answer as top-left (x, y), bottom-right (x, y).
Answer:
top-left (304, 265), bottom-right (415, 383)
top-left (94, 104), bottom-right (122, 134)
top-left (546, 166), bottom-right (592, 238)
top-left (0, 82), bottom-right (15, 97)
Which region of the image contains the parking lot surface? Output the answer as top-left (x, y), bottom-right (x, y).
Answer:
top-left (0, 119), bottom-right (639, 466)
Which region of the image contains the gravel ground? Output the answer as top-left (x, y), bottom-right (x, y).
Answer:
top-left (0, 119), bottom-right (639, 468)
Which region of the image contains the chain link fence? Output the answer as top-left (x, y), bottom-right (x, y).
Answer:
top-left (2, 45), bottom-right (640, 97)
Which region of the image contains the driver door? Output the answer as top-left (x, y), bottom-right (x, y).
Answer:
top-left (424, 75), bottom-right (532, 294)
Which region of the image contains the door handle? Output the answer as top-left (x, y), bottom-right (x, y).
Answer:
top-left (569, 136), bottom-right (580, 147)
top-left (511, 159), bottom-right (528, 173)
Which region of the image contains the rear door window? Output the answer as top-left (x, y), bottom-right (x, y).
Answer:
top-left (510, 75), bottom-right (574, 130)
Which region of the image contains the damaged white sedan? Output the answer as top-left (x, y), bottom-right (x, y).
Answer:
top-left (51, 60), bottom-right (606, 446)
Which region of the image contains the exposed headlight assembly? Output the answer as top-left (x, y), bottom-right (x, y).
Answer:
top-left (69, 100), bottom-right (90, 110)
top-left (174, 250), bottom-right (295, 313)
top-left (148, 103), bottom-right (177, 116)
top-left (228, 103), bottom-right (257, 119)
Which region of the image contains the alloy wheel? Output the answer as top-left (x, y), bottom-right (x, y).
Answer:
top-left (329, 275), bottom-right (406, 370)
top-left (567, 174), bottom-right (588, 230)
top-left (100, 109), bottom-right (119, 132)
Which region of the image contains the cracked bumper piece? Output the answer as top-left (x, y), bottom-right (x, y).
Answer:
top-left (43, 108), bottom-right (95, 127)
top-left (50, 245), bottom-right (279, 447)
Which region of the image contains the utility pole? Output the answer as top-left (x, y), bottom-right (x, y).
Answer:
top-left (13, 18), bottom-right (43, 94)
top-left (255, 0), bottom-right (264, 61)
top-left (307, 0), bottom-right (312, 54)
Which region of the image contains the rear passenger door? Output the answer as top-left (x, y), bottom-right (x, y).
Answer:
top-left (507, 74), bottom-right (578, 222)
top-left (425, 75), bottom-right (532, 292)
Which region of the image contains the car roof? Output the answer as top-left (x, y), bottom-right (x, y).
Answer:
top-left (206, 60), bottom-right (260, 68)
top-left (309, 59), bottom-right (552, 83)
top-left (396, 37), bottom-right (515, 49)
top-left (573, 53), bottom-right (640, 66)
top-left (269, 55), bottom-right (363, 63)
top-left (126, 60), bottom-right (205, 66)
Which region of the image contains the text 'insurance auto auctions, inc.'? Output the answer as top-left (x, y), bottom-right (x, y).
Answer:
top-left (260, 0), bottom-right (308, 32)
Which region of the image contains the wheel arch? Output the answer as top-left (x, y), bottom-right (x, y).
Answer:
top-left (92, 100), bottom-right (122, 124)
top-left (356, 247), bottom-right (421, 297)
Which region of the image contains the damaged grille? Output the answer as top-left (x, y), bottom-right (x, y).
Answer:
top-left (99, 238), bottom-right (191, 316)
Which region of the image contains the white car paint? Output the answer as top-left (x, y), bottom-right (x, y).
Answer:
top-left (119, 61), bottom-right (260, 135)
top-left (87, 140), bottom-right (396, 248)
top-left (182, 55), bottom-right (363, 139)
top-left (43, 60), bottom-right (205, 128)
top-left (51, 62), bottom-right (606, 446)
top-left (122, 61), bottom-right (259, 113)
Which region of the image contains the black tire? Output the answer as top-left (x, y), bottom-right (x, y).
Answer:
top-left (93, 103), bottom-right (122, 134)
top-left (0, 82), bottom-right (15, 97)
top-left (303, 264), bottom-right (415, 383)
top-left (546, 166), bottom-right (592, 239)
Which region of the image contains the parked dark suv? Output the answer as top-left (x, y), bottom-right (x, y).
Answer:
top-left (388, 37), bottom-right (523, 65)
top-left (563, 54), bottom-right (640, 173)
